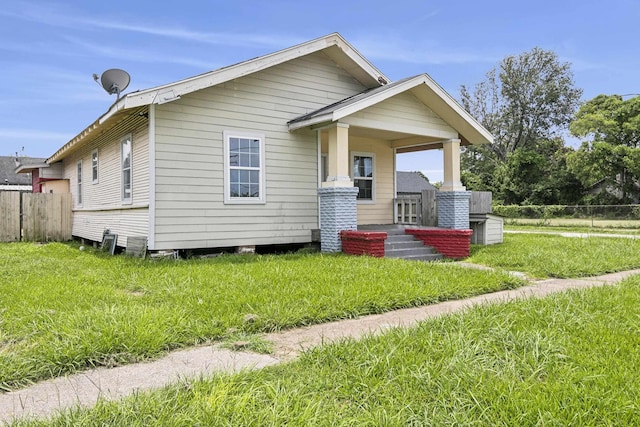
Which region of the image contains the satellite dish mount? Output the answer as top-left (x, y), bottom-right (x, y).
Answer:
top-left (93, 69), bottom-right (130, 100)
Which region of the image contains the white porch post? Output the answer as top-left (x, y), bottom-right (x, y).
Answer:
top-left (323, 123), bottom-right (352, 187)
top-left (318, 123), bottom-right (358, 252)
top-left (440, 138), bottom-right (465, 192)
top-left (436, 138), bottom-right (471, 229)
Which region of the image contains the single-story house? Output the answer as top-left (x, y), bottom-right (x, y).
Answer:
top-left (40, 33), bottom-right (493, 252)
top-left (396, 171), bottom-right (437, 195)
top-left (1, 156), bottom-right (47, 192)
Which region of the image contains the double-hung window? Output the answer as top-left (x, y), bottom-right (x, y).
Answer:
top-left (351, 152), bottom-right (375, 202)
top-left (91, 149), bottom-right (99, 184)
top-left (223, 131), bottom-right (265, 204)
top-left (76, 160), bottom-right (83, 206)
top-left (121, 135), bottom-right (132, 203)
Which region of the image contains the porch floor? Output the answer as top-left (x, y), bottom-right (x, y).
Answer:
top-left (357, 224), bottom-right (443, 261)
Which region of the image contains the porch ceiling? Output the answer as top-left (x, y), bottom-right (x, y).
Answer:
top-left (346, 126), bottom-right (451, 151)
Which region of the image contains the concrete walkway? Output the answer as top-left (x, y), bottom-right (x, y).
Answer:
top-left (2, 268), bottom-right (640, 424)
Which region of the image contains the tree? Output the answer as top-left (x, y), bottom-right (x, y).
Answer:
top-left (461, 48), bottom-right (582, 163)
top-left (568, 95), bottom-right (640, 202)
top-left (497, 139), bottom-right (583, 205)
top-left (460, 48), bottom-right (583, 204)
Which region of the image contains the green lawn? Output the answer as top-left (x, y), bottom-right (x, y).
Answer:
top-left (505, 223), bottom-right (640, 235)
top-left (17, 275), bottom-right (640, 426)
top-left (0, 242), bottom-right (521, 391)
top-left (505, 217), bottom-right (640, 230)
top-left (468, 233), bottom-right (640, 278)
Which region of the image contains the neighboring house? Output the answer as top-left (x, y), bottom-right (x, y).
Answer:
top-left (396, 171), bottom-right (437, 195)
top-left (0, 156), bottom-right (46, 192)
top-left (15, 159), bottom-right (67, 193)
top-left (41, 33), bottom-right (493, 252)
top-left (588, 175), bottom-right (640, 203)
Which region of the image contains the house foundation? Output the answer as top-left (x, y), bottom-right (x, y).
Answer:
top-left (318, 186), bottom-right (359, 252)
top-left (436, 191), bottom-right (471, 229)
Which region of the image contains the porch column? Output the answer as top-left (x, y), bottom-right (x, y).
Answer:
top-left (440, 138), bottom-right (464, 192)
top-left (437, 138), bottom-right (471, 229)
top-left (319, 123), bottom-right (358, 252)
top-left (324, 123), bottom-right (351, 187)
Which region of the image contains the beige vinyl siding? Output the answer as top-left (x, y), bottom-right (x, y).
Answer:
top-left (343, 91), bottom-right (456, 136)
top-left (153, 51), bottom-right (365, 250)
top-left (62, 122), bottom-right (150, 246)
top-left (72, 208), bottom-right (149, 247)
top-left (348, 136), bottom-right (395, 225)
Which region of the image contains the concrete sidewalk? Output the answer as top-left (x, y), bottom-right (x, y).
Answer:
top-left (2, 268), bottom-right (639, 424)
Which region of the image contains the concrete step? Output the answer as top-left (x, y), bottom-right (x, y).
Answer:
top-left (396, 253), bottom-right (444, 262)
top-left (385, 247), bottom-right (438, 258)
top-left (384, 234), bottom-right (416, 243)
top-left (385, 240), bottom-right (425, 250)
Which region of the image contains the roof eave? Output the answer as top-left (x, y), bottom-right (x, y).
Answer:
top-left (124, 33), bottom-right (388, 111)
top-left (15, 163), bottom-right (49, 174)
top-left (47, 33), bottom-right (389, 162)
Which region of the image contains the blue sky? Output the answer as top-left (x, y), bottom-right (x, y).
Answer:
top-left (1, 0), bottom-right (638, 182)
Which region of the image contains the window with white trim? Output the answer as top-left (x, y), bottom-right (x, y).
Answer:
top-left (223, 131), bottom-right (265, 204)
top-left (351, 152), bottom-right (375, 202)
top-left (121, 135), bottom-right (132, 203)
top-left (76, 160), bottom-right (83, 206)
top-left (91, 149), bottom-right (99, 184)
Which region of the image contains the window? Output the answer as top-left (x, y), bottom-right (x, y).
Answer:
top-left (223, 131), bottom-right (265, 204)
top-left (91, 149), bottom-right (99, 184)
top-left (351, 152), bottom-right (375, 202)
top-left (76, 160), bottom-right (83, 206)
top-left (121, 135), bottom-right (132, 203)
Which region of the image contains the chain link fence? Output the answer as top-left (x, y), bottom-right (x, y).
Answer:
top-left (493, 205), bottom-right (640, 228)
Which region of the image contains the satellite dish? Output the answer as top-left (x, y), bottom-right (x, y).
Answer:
top-left (94, 69), bottom-right (130, 99)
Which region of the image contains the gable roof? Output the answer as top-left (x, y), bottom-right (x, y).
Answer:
top-left (396, 171), bottom-right (437, 193)
top-left (288, 74), bottom-right (493, 145)
top-left (48, 33), bottom-right (387, 163)
top-left (0, 156), bottom-right (46, 185)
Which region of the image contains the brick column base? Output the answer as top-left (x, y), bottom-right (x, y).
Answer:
top-left (436, 191), bottom-right (471, 229)
top-left (340, 231), bottom-right (387, 257)
top-left (318, 186), bottom-right (359, 252)
top-left (406, 228), bottom-right (473, 259)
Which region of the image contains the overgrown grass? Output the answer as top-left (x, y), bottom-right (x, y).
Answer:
top-left (17, 274), bottom-right (640, 426)
top-left (0, 242), bottom-right (521, 390)
top-left (468, 233), bottom-right (640, 278)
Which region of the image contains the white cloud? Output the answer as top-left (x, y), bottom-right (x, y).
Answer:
top-left (0, 129), bottom-right (73, 140)
top-left (0, 2), bottom-right (301, 50)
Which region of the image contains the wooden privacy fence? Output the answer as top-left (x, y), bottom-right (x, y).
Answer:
top-left (0, 192), bottom-right (72, 242)
top-left (417, 190), bottom-right (493, 227)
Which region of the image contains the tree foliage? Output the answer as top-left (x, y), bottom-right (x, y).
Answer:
top-left (568, 95), bottom-right (640, 202)
top-left (461, 48), bottom-right (582, 163)
top-left (460, 48), bottom-right (583, 204)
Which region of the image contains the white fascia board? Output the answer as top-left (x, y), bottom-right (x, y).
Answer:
top-left (124, 33), bottom-right (385, 111)
top-left (15, 163), bottom-right (48, 173)
top-left (48, 33), bottom-right (388, 163)
top-left (326, 34), bottom-right (389, 86)
top-left (417, 74), bottom-right (494, 145)
top-left (333, 74), bottom-right (493, 145)
top-left (288, 113), bottom-right (335, 131)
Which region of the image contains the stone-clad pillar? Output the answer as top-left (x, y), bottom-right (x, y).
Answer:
top-left (436, 191), bottom-right (471, 229)
top-left (438, 138), bottom-right (470, 229)
top-left (318, 187), bottom-right (359, 252)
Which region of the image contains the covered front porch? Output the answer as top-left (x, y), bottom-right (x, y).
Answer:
top-left (288, 74), bottom-right (493, 253)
